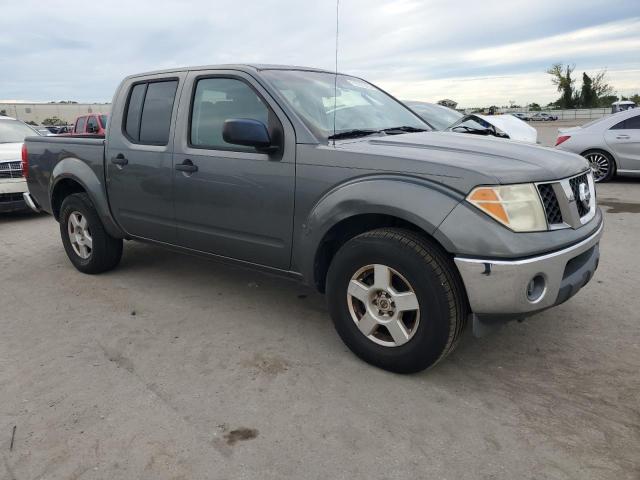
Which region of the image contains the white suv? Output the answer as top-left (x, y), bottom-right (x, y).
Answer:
top-left (0, 117), bottom-right (40, 212)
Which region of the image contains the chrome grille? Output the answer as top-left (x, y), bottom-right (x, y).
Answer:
top-left (537, 184), bottom-right (563, 225)
top-left (0, 161), bottom-right (23, 179)
top-left (537, 171), bottom-right (595, 229)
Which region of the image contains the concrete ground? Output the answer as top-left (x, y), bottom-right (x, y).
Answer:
top-left (1, 180), bottom-right (639, 480)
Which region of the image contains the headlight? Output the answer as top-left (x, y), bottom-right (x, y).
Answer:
top-left (467, 183), bottom-right (547, 232)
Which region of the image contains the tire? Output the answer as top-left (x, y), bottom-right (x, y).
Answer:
top-left (59, 193), bottom-right (123, 274)
top-left (582, 149), bottom-right (615, 183)
top-left (326, 228), bottom-right (467, 373)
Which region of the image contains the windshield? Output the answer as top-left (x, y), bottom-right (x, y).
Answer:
top-left (0, 119), bottom-right (38, 143)
top-left (100, 115), bottom-right (108, 128)
top-left (405, 102), bottom-right (463, 130)
top-left (262, 70), bottom-right (428, 139)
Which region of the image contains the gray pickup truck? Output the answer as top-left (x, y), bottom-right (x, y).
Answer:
top-left (23, 65), bottom-right (603, 373)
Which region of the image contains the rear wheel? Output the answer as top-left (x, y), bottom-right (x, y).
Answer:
top-left (582, 150), bottom-right (615, 182)
top-left (326, 228), bottom-right (467, 373)
top-left (59, 193), bottom-right (123, 274)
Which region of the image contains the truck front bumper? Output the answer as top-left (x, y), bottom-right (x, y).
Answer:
top-left (454, 220), bottom-right (603, 321)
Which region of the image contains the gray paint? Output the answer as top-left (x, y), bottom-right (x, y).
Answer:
top-left (25, 64), bottom-right (601, 292)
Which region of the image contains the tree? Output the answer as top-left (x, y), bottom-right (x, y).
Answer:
top-left (528, 103), bottom-right (542, 111)
top-left (592, 70), bottom-right (614, 99)
top-left (26, 120), bottom-right (38, 125)
top-left (42, 116), bottom-right (66, 126)
top-left (547, 63), bottom-right (576, 108)
top-left (580, 73), bottom-right (598, 107)
top-left (0, 109), bottom-right (7, 116)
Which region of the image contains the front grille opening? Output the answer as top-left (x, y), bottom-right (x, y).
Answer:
top-left (0, 161), bottom-right (24, 179)
top-left (569, 173), bottom-right (590, 217)
top-left (0, 193), bottom-right (24, 203)
top-left (563, 246), bottom-right (595, 280)
top-left (537, 184), bottom-right (563, 225)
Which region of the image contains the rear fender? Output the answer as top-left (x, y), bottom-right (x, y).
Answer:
top-left (51, 158), bottom-right (125, 238)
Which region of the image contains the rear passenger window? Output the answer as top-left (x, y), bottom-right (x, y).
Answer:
top-left (626, 114), bottom-right (640, 129)
top-left (123, 80), bottom-right (178, 145)
top-left (87, 116), bottom-right (98, 133)
top-left (611, 115), bottom-right (640, 130)
top-left (75, 117), bottom-right (86, 134)
top-left (190, 77), bottom-right (271, 151)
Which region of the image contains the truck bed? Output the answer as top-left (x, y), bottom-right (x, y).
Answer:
top-left (24, 135), bottom-right (106, 215)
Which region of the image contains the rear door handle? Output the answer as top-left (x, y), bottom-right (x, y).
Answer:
top-left (111, 153), bottom-right (128, 166)
top-left (175, 159), bottom-right (198, 174)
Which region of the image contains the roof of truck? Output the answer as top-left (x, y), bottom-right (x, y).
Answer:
top-left (125, 64), bottom-right (340, 80)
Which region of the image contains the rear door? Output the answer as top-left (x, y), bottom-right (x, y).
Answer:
top-left (604, 112), bottom-right (640, 171)
top-left (171, 70), bottom-right (296, 269)
top-left (105, 73), bottom-right (185, 242)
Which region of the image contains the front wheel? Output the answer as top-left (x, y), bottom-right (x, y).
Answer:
top-left (326, 228), bottom-right (467, 373)
top-left (59, 193), bottom-right (123, 274)
top-left (582, 150), bottom-right (615, 182)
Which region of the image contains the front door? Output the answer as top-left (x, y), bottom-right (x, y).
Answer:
top-left (172, 71), bottom-right (295, 269)
top-left (105, 76), bottom-right (183, 242)
top-left (605, 112), bottom-right (640, 171)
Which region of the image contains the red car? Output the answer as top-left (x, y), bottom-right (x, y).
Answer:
top-left (69, 114), bottom-right (108, 135)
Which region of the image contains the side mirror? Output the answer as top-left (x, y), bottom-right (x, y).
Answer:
top-left (222, 119), bottom-right (278, 153)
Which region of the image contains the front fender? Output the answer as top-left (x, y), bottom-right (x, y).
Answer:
top-left (51, 158), bottom-right (125, 239)
top-left (295, 174), bottom-right (463, 284)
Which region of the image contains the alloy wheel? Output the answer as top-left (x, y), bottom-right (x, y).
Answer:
top-left (67, 211), bottom-right (93, 259)
top-left (347, 264), bottom-right (420, 347)
top-left (584, 152), bottom-right (610, 182)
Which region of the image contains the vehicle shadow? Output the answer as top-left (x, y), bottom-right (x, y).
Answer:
top-left (0, 210), bottom-right (46, 225)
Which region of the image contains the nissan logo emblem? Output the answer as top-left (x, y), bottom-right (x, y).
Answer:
top-left (578, 183), bottom-right (591, 209)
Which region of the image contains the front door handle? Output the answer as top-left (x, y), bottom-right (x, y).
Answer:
top-left (616, 134), bottom-right (630, 140)
top-left (111, 153), bottom-right (128, 166)
top-left (175, 159), bottom-right (198, 174)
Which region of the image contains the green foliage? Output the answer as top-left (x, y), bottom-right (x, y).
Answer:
top-left (0, 109), bottom-right (7, 116)
top-left (528, 103), bottom-right (542, 111)
top-left (547, 63), bottom-right (576, 108)
top-left (41, 116), bottom-right (66, 126)
top-left (547, 65), bottom-right (618, 109)
top-left (580, 73), bottom-right (598, 107)
top-left (26, 120), bottom-right (38, 125)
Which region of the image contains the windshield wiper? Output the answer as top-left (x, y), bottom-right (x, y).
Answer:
top-left (381, 126), bottom-right (428, 134)
top-left (327, 129), bottom-right (380, 140)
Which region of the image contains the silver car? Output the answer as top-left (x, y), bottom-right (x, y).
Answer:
top-left (556, 108), bottom-right (640, 182)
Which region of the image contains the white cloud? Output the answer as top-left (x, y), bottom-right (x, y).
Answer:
top-left (0, 0), bottom-right (638, 106)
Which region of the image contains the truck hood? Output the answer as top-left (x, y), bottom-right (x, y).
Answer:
top-left (0, 142), bottom-right (23, 162)
top-left (336, 131), bottom-right (588, 192)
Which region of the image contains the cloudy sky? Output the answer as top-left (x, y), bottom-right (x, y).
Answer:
top-left (1, 0), bottom-right (639, 106)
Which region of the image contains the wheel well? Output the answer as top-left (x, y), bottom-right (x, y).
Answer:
top-left (51, 179), bottom-right (86, 220)
top-left (313, 214), bottom-right (437, 293)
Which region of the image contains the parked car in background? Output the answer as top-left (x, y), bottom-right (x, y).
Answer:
top-left (0, 117), bottom-right (39, 212)
top-left (556, 108), bottom-right (640, 182)
top-left (531, 112), bottom-right (559, 121)
top-left (35, 126), bottom-right (55, 136)
top-left (23, 64), bottom-right (602, 373)
top-left (403, 101), bottom-right (463, 131)
top-left (511, 112), bottom-right (531, 121)
top-left (449, 114), bottom-right (538, 143)
top-left (405, 102), bottom-right (537, 143)
top-left (67, 114), bottom-right (108, 136)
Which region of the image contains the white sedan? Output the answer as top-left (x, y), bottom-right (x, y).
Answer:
top-left (555, 108), bottom-right (640, 182)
